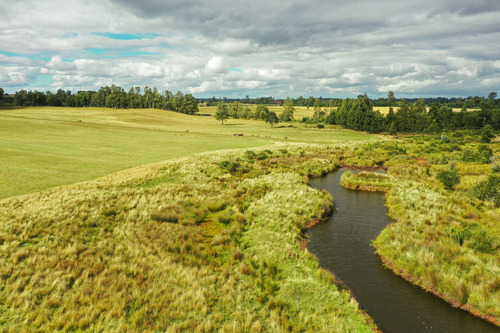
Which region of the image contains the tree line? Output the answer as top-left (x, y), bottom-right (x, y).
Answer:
top-left (312, 94), bottom-right (500, 133)
top-left (202, 91), bottom-right (500, 109)
top-left (0, 86), bottom-right (199, 115)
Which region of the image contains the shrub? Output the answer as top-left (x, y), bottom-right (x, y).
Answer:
top-left (219, 160), bottom-right (240, 173)
top-left (481, 125), bottom-right (495, 143)
top-left (470, 174), bottom-right (500, 206)
top-left (478, 144), bottom-right (493, 163)
top-left (462, 149), bottom-right (477, 162)
top-left (437, 165), bottom-right (460, 191)
top-left (317, 123), bottom-right (325, 129)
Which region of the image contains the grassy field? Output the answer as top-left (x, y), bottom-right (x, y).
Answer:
top-left (0, 107), bottom-right (376, 199)
top-left (0, 144), bottom-right (379, 332)
top-left (200, 104), bottom-right (323, 120)
top-left (1, 106), bottom-right (497, 329)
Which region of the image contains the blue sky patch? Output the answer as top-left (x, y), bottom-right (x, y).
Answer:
top-left (118, 51), bottom-right (161, 57)
top-left (29, 75), bottom-right (54, 88)
top-left (93, 32), bottom-right (160, 40)
top-left (88, 48), bottom-right (105, 55)
top-left (0, 50), bottom-right (50, 62)
top-left (228, 67), bottom-right (243, 72)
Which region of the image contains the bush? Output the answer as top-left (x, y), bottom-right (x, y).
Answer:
top-left (470, 174), bottom-right (500, 206)
top-left (481, 125), bottom-right (495, 143)
top-left (437, 167), bottom-right (460, 191)
top-left (219, 160), bottom-right (240, 173)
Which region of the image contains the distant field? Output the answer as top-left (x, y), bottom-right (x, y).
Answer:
top-left (373, 106), bottom-right (479, 115)
top-left (199, 104), bottom-right (321, 120)
top-left (0, 107), bottom-right (378, 198)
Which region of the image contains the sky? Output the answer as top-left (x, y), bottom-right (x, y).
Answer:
top-left (1, 0), bottom-right (500, 98)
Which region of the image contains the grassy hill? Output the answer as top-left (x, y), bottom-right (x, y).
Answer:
top-left (0, 107), bottom-right (376, 199)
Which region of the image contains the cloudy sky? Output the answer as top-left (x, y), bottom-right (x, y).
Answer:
top-left (1, 0), bottom-right (499, 98)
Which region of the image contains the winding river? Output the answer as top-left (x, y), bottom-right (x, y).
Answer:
top-left (307, 169), bottom-right (499, 333)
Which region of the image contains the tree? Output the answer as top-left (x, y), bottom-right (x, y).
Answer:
top-left (229, 101), bottom-right (242, 118)
top-left (488, 92), bottom-right (497, 100)
top-left (0, 87), bottom-right (4, 104)
top-left (255, 104), bottom-right (269, 119)
top-left (387, 91), bottom-right (396, 106)
top-left (280, 97), bottom-right (295, 122)
top-left (214, 102), bottom-right (229, 125)
top-left (388, 121), bottom-right (397, 135)
top-left (178, 94), bottom-right (199, 114)
top-left (266, 112), bottom-right (279, 127)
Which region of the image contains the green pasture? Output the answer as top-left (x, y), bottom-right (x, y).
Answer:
top-left (0, 107), bottom-right (377, 198)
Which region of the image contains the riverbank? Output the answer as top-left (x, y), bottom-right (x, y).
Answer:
top-left (308, 169), bottom-right (499, 332)
top-left (338, 137), bottom-right (499, 327)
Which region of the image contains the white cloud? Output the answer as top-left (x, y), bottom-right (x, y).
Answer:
top-left (1, 0), bottom-right (500, 97)
top-left (204, 56), bottom-right (228, 74)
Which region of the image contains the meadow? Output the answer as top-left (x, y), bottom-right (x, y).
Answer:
top-left (0, 107), bottom-right (375, 199)
top-left (0, 106), bottom-right (498, 330)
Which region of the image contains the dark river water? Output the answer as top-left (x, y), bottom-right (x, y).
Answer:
top-left (307, 169), bottom-right (499, 333)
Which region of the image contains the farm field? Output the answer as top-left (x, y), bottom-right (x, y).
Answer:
top-left (0, 107), bottom-right (377, 199)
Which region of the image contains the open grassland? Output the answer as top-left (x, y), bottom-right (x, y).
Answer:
top-left (0, 144), bottom-right (378, 332)
top-left (0, 107), bottom-right (376, 199)
top-left (339, 135), bottom-right (499, 325)
top-left (199, 105), bottom-right (321, 120)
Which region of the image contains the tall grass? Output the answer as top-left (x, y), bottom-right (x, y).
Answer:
top-left (0, 144), bottom-right (377, 331)
top-left (366, 135), bottom-right (499, 325)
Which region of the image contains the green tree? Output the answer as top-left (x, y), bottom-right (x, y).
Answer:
top-left (255, 104), bottom-right (269, 119)
top-left (229, 101), bottom-right (242, 118)
top-left (481, 125), bottom-right (495, 143)
top-left (215, 102), bottom-right (229, 125)
top-left (388, 121), bottom-right (397, 135)
top-left (266, 112), bottom-right (279, 127)
top-left (387, 91), bottom-right (396, 106)
top-left (179, 94), bottom-right (199, 114)
top-left (280, 97), bottom-right (295, 122)
top-left (0, 87), bottom-right (4, 104)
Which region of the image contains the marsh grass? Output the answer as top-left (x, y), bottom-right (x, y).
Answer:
top-left (368, 135), bottom-right (499, 325)
top-left (0, 144), bottom-right (377, 332)
top-left (340, 171), bottom-right (393, 192)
